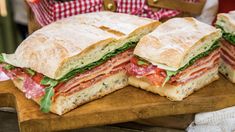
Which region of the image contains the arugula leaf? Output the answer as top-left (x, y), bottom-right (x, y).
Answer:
top-left (223, 32), bottom-right (235, 45)
top-left (0, 54), bottom-right (4, 63)
top-left (137, 60), bottom-right (148, 65)
top-left (216, 25), bottom-right (235, 45)
top-left (40, 76), bottom-right (58, 86)
top-left (40, 77), bottom-right (58, 113)
top-left (3, 64), bottom-right (15, 70)
top-left (178, 40), bottom-right (219, 72)
top-left (25, 68), bottom-right (35, 76)
top-left (162, 70), bottom-right (177, 86)
top-left (40, 86), bottom-right (55, 113)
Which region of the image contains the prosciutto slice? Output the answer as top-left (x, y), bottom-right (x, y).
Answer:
top-left (170, 49), bottom-right (220, 85)
top-left (23, 77), bottom-right (45, 99)
top-left (0, 66), bottom-right (45, 99)
top-left (221, 39), bottom-right (235, 69)
top-left (57, 63), bottom-right (127, 96)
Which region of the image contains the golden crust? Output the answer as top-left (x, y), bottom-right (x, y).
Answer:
top-left (55, 21), bottom-right (160, 79)
top-left (134, 17), bottom-right (221, 70)
top-left (3, 12), bottom-right (160, 79)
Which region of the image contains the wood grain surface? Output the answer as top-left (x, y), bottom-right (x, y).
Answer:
top-left (0, 75), bottom-right (234, 132)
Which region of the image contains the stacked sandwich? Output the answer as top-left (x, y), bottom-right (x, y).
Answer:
top-left (0, 12), bottom-right (160, 115)
top-left (216, 11), bottom-right (235, 83)
top-left (0, 12), bottom-right (224, 114)
top-left (127, 18), bottom-right (222, 101)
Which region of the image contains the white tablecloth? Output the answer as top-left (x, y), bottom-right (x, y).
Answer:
top-left (187, 106), bottom-right (235, 132)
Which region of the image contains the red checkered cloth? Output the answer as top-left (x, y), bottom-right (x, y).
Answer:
top-left (27, 0), bottom-right (198, 26)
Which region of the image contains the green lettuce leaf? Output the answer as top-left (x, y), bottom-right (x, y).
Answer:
top-left (40, 85), bottom-right (55, 113)
top-left (162, 40), bottom-right (220, 86)
top-left (3, 64), bottom-right (15, 70)
top-left (137, 60), bottom-right (148, 65)
top-left (178, 40), bottom-right (219, 72)
top-left (162, 70), bottom-right (177, 86)
top-left (40, 76), bottom-right (58, 86)
top-left (40, 77), bottom-right (58, 113)
top-left (223, 32), bottom-right (235, 45)
top-left (59, 41), bottom-right (137, 82)
top-left (25, 69), bottom-right (35, 76)
top-left (216, 25), bottom-right (235, 45)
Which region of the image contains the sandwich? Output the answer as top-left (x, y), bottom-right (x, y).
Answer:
top-left (216, 11), bottom-right (235, 83)
top-left (0, 12), bottom-right (160, 115)
top-left (127, 17), bottom-right (222, 101)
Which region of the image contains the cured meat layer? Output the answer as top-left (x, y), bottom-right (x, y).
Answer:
top-left (127, 49), bottom-right (220, 86)
top-left (1, 49), bottom-right (133, 99)
top-left (221, 39), bottom-right (235, 69)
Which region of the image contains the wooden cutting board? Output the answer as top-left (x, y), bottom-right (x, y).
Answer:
top-left (0, 75), bottom-right (235, 132)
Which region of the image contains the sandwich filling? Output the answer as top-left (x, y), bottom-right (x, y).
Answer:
top-left (126, 40), bottom-right (220, 86)
top-left (216, 24), bottom-right (235, 45)
top-left (216, 24), bottom-right (235, 69)
top-left (221, 39), bottom-right (235, 69)
top-left (0, 41), bottom-right (136, 112)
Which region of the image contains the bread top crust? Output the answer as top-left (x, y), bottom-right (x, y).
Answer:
top-left (3, 12), bottom-right (157, 79)
top-left (134, 17), bottom-right (221, 70)
top-left (217, 11), bottom-right (235, 33)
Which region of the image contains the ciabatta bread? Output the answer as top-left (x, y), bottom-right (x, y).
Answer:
top-left (216, 11), bottom-right (235, 83)
top-left (13, 71), bottom-right (128, 115)
top-left (216, 11), bottom-right (235, 34)
top-left (134, 17), bottom-right (221, 71)
top-left (219, 59), bottom-right (235, 83)
top-left (127, 17), bottom-right (221, 101)
top-left (3, 12), bottom-right (160, 79)
top-left (2, 12), bottom-right (160, 115)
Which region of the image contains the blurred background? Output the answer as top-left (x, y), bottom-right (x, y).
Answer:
top-left (0, 0), bottom-right (28, 54)
top-left (0, 0), bottom-right (235, 53)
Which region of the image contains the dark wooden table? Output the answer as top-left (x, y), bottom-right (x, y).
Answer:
top-left (0, 109), bottom-right (184, 132)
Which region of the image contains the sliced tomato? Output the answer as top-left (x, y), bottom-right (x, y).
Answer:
top-left (155, 68), bottom-right (167, 77)
top-left (32, 73), bottom-right (44, 84)
top-left (146, 73), bottom-right (165, 86)
top-left (130, 57), bottom-right (139, 65)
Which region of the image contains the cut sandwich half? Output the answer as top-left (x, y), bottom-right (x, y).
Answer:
top-left (216, 11), bottom-right (235, 83)
top-left (0, 12), bottom-right (160, 115)
top-left (127, 17), bottom-right (222, 101)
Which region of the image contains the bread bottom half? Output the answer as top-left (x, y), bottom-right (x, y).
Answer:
top-left (219, 59), bottom-right (235, 83)
top-left (12, 71), bottom-right (128, 115)
top-left (128, 67), bottom-right (219, 101)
